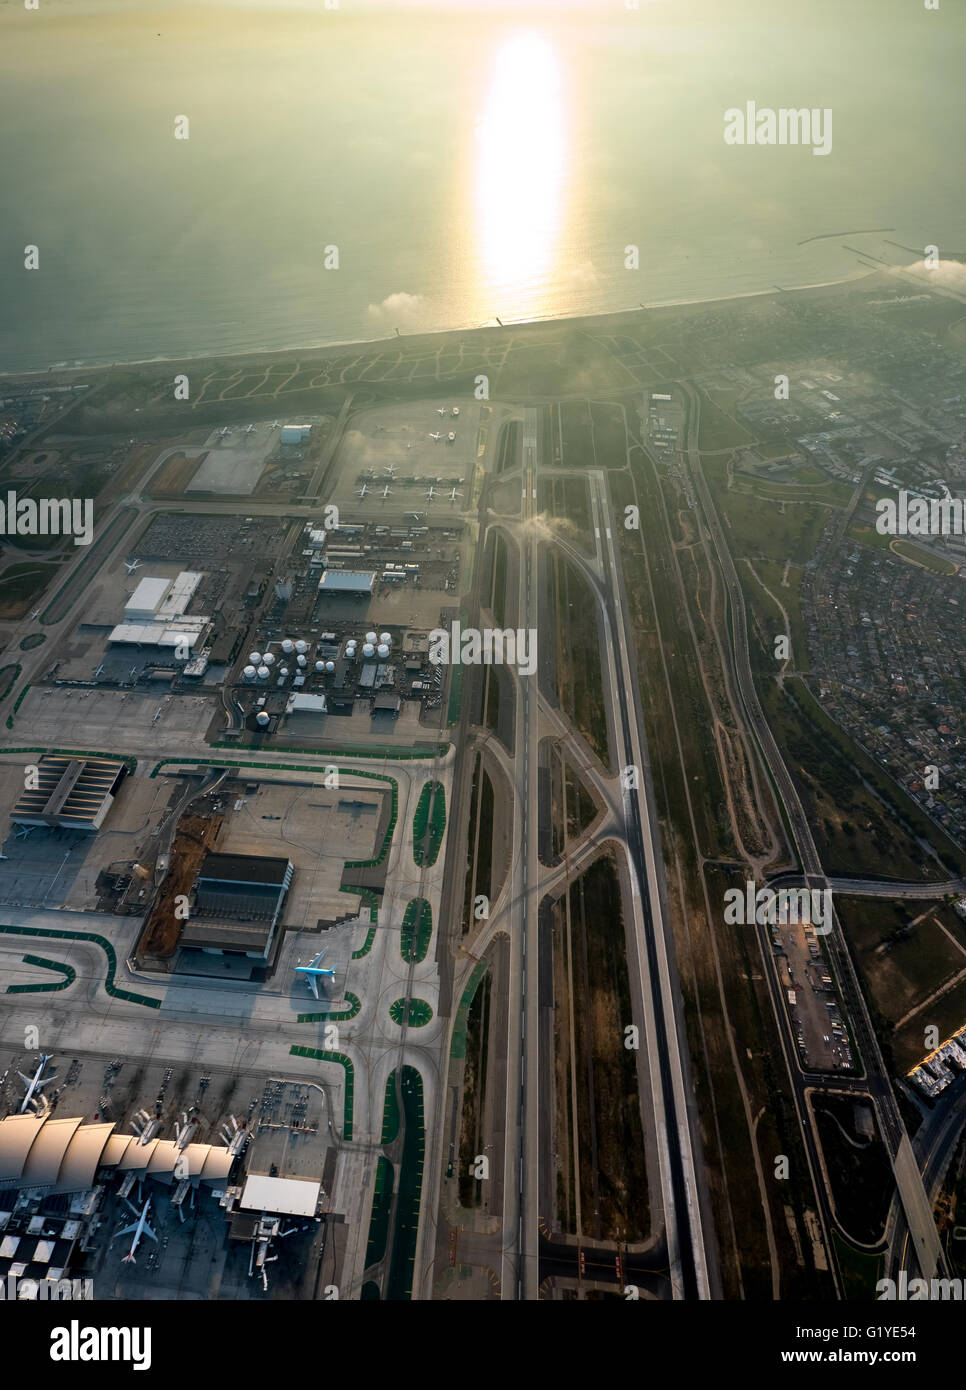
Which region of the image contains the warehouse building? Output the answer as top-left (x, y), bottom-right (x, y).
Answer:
top-left (178, 852), bottom-right (294, 977)
top-left (317, 570), bottom-right (375, 595)
top-left (11, 755), bottom-right (127, 832)
top-left (110, 570), bottom-right (210, 649)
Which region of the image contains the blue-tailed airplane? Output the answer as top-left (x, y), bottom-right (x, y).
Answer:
top-left (295, 948), bottom-right (335, 999)
top-left (19, 1054), bottom-right (54, 1113)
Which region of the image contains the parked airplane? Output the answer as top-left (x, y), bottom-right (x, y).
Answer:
top-left (436, 406), bottom-right (447, 416)
top-left (244, 424), bottom-right (256, 434)
top-left (424, 486), bottom-right (438, 500)
top-left (92, 663), bottom-right (106, 679)
top-left (383, 464), bottom-right (398, 477)
top-left (19, 1054), bottom-right (54, 1114)
top-left (429, 432), bottom-right (443, 442)
top-left (381, 485), bottom-right (393, 500)
top-left (407, 512), bottom-right (424, 521)
top-left (123, 559), bottom-right (142, 574)
top-left (219, 426), bottom-right (231, 436)
top-left (115, 1198), bottom-right (158, 1265)
top-left (448, 488), bottom-right (463, 502)
top-left (295, 948), bottom-right (336, 1000)
top-left (356, 484), bottom-right (369, 499)
top-left (30, 609), bottom-right (41, 621)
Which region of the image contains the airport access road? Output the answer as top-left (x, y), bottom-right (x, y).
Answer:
top-left (679, 379), bottom-right (947, 1286)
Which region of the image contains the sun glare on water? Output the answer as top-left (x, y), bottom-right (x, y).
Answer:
top-left (475, 31), bottom-right (567, 318)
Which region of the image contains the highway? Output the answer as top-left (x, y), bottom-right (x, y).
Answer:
top-left (678, 379), bottom-right (947, 1285)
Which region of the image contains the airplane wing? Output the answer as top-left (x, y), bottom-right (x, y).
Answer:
top-left (143, 1222), bottom-right (158, 1244)
top-left (308, 948), bottom-right (328, 969)
top-left (307, 974), bottom-right (320, 1001)
top-left (114, 1221), bottom-right (139, 1241)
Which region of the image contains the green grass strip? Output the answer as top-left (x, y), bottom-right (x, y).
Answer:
top-left (288, 1046), bottom-right (354, 1140)
top-left (0, 925), bottom-right (160, 1008)
top-left (7, 953), bottom-right (76, 994)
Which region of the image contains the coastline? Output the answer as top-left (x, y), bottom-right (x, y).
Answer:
top-left (0, 265), bottom-right (886, 385)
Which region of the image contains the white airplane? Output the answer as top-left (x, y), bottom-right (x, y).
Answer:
top-left (30, 609), bottom-right (41, 621)
top-left (380, 485), bottom-right (392, 500)
top-left (93, 663), bottom-right (105, 679)
top-left (356, 484), bottom-right (370, 499)
top-left (407, 512), bottom-right (424, 521)
top-left (429, 432), bottom-right (443, 442)
top-left (19, 1054), bottom-right (54, 1114)
top-left (219, 426), bottom-right (231, 436)
top-left (115, 1197), bottom-right (158, 1265)
top-left (124, 559), bottom-right (142, 574)
top-left (295, 948), bottom-right (336, 1000)
top-left (245, 424), bottom-right (256, 434)
top-left (448, 488), bottom-right (463, 502)
top-left (436, 406), bottom-right (447, 416)
top-left (425, 486), bottom-right (437, 501)
top-left (383, 464), bottom-right (398, 477)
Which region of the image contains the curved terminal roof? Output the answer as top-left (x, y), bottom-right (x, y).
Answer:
top-left (0, 1115), bottom-right (46, 1183)
top-left (200, 1147), bottom-right (233, 1182)
top-left (0, 1114), bottom-right (234, 1191)
top-left (100, 1134), bottom-right (133, 1167)
top-left (55, 1122), bottom-right (115, 1192)
top-left (21, 1118), bottom-right (84, 1187)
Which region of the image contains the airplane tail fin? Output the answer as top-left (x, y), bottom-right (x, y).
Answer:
top-left (122, 1254), bottom-right (136, 1265)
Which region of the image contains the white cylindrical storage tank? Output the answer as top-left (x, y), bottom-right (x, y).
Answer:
top-left (345, 643), bottom-right (357, 658)
top-left (280, 666), bottom-right (289, 676)
top-left (315, 661), bottom-right (325, 673)
top-left (243, 665), bottom-right (256, 680)
top-left (297, 654), bottom-right (307, 667)
top-left (281, 639), bottom-right (294, 654)
top-left (256, 711), bottom-right (270, 727)
top-left (376, 643), bottom-right (390, 659)
top-left (263, 651), bottom-right (275, 666)
top-left (257, 665), bottom-right (270, 679)
top-left (295, 639), bottom-right (308, 654)
top-left (325, 661), bottom-right (336, 673)
top-left (362, 642), bottom-right (375, 658)
top-left (365, 631), bottom-right (378, 645)
top-left (249, 651), bottom-right (262, 665)
top-left (379, 632), bottom-right (391, 644)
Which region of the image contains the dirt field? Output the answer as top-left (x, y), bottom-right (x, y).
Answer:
top-left (137, 811), bottom-right (223, 959)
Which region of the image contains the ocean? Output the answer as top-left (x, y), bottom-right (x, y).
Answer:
top-left (1, 0), bottom-right (964, 373)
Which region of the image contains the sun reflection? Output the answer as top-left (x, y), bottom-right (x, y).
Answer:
top-left (475, 31), bottom-right (567, 317)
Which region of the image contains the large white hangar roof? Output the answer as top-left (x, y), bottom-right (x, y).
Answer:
top-left (241, 1174), bottom-right (321, 1217)
top-left (317, 570), bottom-right (375, 594)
